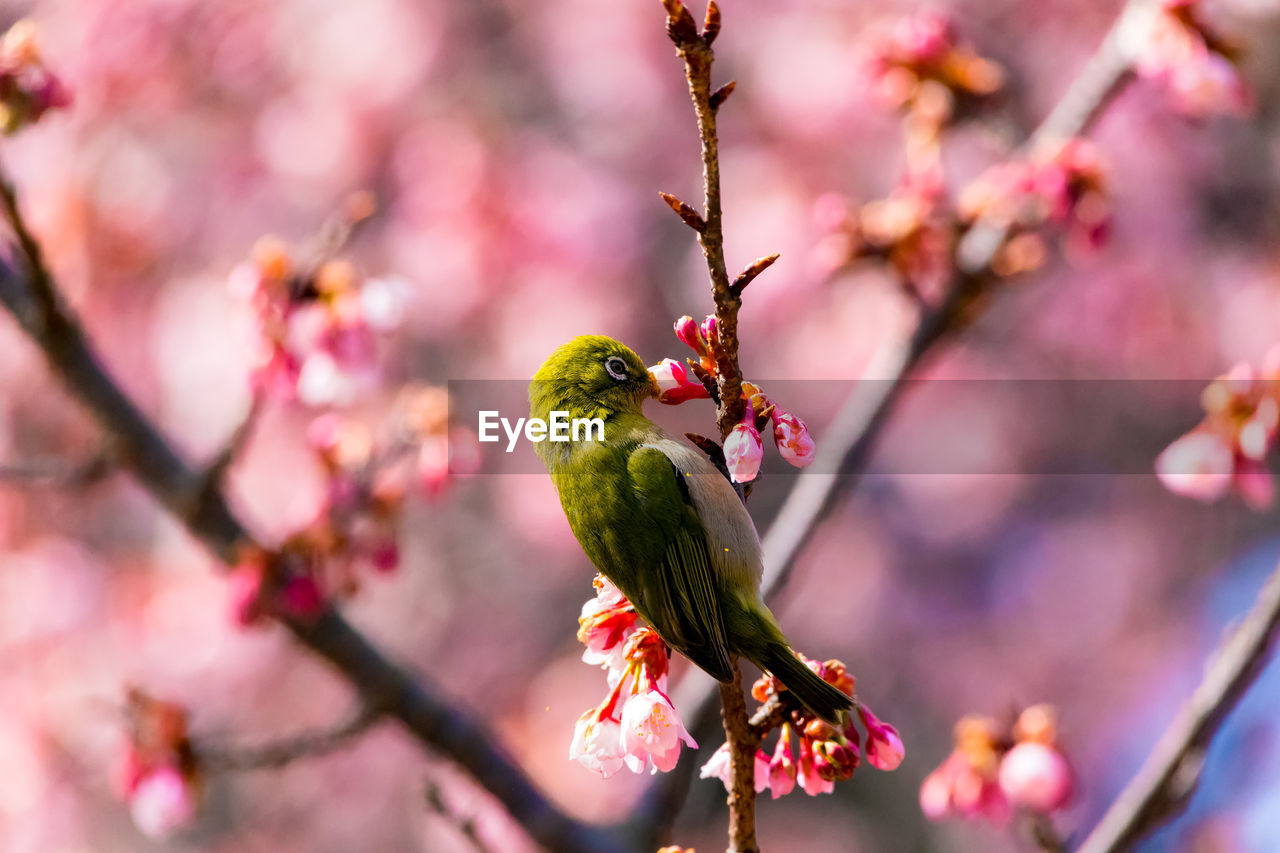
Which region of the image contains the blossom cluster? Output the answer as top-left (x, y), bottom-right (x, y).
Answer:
top-left (856, 12), bottom-right (1004, 119)
top-left (1123, 0), bottom-right (1250, 117)
top-left (1156, 348), bottom-right (1280, 510)
top-left (228, 387), bottom-right (476, 626)
top-left (920, 705), bottom-right (1073, 825)
top-left (229, 227), bottom-right (409, 408)
top-left (815, 136), bottom-right (1111, 304)
top-left (650, 315), bottom-right (816, 483)
top-left (0, 20), bottom-right (71, 135)
top-left (116, 690), bottom-right (200, 841)
top-left (570, 575), bottom-right (697, 776)
top-left (701, 659), bottom-right (904, 798)
top-left (959, 140), bottom-right (1110, 271)
top-left (812, 170), bottom-right (953, 299)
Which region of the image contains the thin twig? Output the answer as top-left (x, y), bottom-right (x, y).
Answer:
top-left (189, 390), bottom-right (264, 516)
top-left (0, 449), bottom-right (113, 486)
top-left (0, 167), bottom-right (627, 853)
top-left (661, 2), bottom-right (769, 849)
top-left (1075, 558), bottom-right (1280, 852)
top-left (663, 0), bottom-right (751, 438)
top-left (637, 0), bottom-right (1149, 835)
top-left (198, 703), bottom-right (378, 772)
top-left (1029, 812), bottom-right (1068, 853)
top-left (425, 782), bottom-right (498, 853)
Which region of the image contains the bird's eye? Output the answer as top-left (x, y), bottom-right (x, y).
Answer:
top-left (604, 356), bottom-right (629, 381)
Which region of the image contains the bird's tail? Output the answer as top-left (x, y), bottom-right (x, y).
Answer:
top-left (755, 642), bottom-right (853, 724)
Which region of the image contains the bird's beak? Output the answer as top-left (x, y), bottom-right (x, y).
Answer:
top-left (645, 369), bottom-right (661, 399)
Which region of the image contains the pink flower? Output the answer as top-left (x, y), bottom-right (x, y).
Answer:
top-left (369, 539), bottom-right (400, 574)
top-left (278, 575), bottom-right (325, 620)
top-left (768, 733), bottom-right (797, 799)
top-left (771, 407), bottom-right (816, 468)
top-left (724, 404), bottom-right (764, 484)
top-left (698, 742), bottom-right (770, 793)
top-left (674, 315), bottom-right (705, 353)
top-left (570, 706), bottom-right (626, 778)
top-left (1155, 430), bottom-right (1234, 502)
top-left (796, 737), bottom-right (835, 796)
top-left (700, 314), bottom-right (718, 345)
top-left (919, 766), bottom-right (952, 820)
top-left (227, 562), bottom-right (264, 627)
top-left (578, 575), bottom-right (639, 673)
top-left (1166, 50), bottom-right (1251, 116)
top-left (1235, 460), bottom-right (1275, 511)
top-left (619, 689), bottom-right (697, 774)
top-left (859, 705), bottom-right (905, 771)
top-left (128, 766), bottom-right (196, 840)
top-left (998, 742), bottom-right (1073, 813)
top-left (649, 358), bottom-right (711, 405)
top-left (920, 751), bottom-right (1011, 824)
top-left (1128, 4), bottom-right (1250, 117)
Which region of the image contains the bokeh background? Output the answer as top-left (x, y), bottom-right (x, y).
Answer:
top-left (2, 0), bottom-right (1280, 850)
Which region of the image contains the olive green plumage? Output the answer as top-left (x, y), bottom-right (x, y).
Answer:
top-left (530, 334), bottom-right (852, 723)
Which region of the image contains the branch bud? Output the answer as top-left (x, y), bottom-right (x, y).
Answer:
top-left (731, 252), bottom-right (779, 295)
top-left (703, 1), bottom-right (722, 45)
top-left (661, 0), bottom-right (699, 44)
top-left (659, 192), bottom-right (706, 231)
top-left (709, 80), bottom-right (736, 111)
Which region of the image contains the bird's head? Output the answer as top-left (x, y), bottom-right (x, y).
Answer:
top-left (529, 335), bottom-right (658, 421)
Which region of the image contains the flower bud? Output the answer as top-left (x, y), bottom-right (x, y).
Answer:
top-left (997, 741), bottom-right (1073, 813)
top-left (701, 314), bottom-right (718, 345)
top-left (724, 403), bottom-right (764, 484)
top-left (649, 358), bottom-right (711, 405)
top-left (858, 705), bottom-right (905, 771)
top-left (1155, 430), bottom-right (1234, 503)
top-left (772, 407), bottom-right (816, 468)
top-left (673, 315), bottom-right (705, 353)
top-left (129, 766), bottom-right (197, 840)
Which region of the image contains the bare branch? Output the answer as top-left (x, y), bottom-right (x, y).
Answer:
top-left (198, 703), bottom-right (379, 772)
top-left (425, 783), bottom-right (497, 853)
top-left (0, 448), bottom-right (113, 487)
top-left (663, 0), bottom-right (751, 439)
top-left (1075, 558), bottom-right (1280, 852)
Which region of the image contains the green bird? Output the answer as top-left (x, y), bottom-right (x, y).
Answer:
top-left (530, 334), bottom-right (853, 723)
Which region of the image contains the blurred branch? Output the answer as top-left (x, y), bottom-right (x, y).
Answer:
top-left (1030, 813), bottom-right (1068, 853)
top-left (0, 448), bottom-right (113, 487)
top-left (0, 168), bottom-right (628, 853)
top-left (638, 0), bottom-right (1150, 836)
top-left (197, 702), bottom-right (378, 772)
top-left (191, 390), bottom-right (263, 515)
top-left (425, 782), bottom-right (498, 853)
top-left (1075, 557), bottom-right (1280, 852)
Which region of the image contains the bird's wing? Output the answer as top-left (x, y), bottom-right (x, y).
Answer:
top-left (628, 444), bottom-right (734, 682)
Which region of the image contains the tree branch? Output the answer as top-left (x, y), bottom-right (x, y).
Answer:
top-left (0, 448), bottom-right (113, 486)
top-left (197, 702), bottom-right (379, 772)
top-left (660, 2), bottom-right (770, 849)
top-left (0, 173), bottom-right (625, 853)
top-left (718, 660), bottom-right (758, 853)
top-left (1075, 556), bottom-right (1280, 852)
top-left (637, 0), bottom-right (1149, 833)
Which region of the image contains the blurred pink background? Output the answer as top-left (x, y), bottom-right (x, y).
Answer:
top-left (2, 0), bottom-right (1280, 850)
